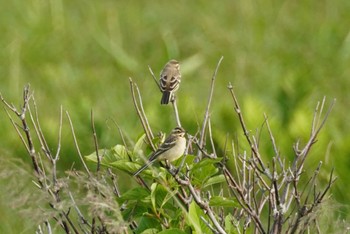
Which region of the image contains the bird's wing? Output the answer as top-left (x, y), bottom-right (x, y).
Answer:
top-left (148, 134), bottom-right (177, 161)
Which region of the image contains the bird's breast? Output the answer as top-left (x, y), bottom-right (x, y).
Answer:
top-left (158, 137), bottom-right (186, 162)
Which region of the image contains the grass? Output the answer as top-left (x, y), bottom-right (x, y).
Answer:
top-left (0, 0), bottom-right (349, 232)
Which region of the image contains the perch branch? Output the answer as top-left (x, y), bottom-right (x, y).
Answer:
top-left (129, 77), bottom-right (156, 151)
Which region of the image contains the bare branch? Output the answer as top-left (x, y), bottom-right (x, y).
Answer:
top-left (66, 111), bottom-right (91, 177)
top-left (27, 99), bottom-right (50, 161)
top-left (91, 110), bottom-right (101, 172)
top-left (208, 118), bottom-right (217, 158)
top-left (264, 113), bottom-right (279, 157)
top-left (68, 191), bottom-right (92, 228)
top-left (134, 82), bottom-right (154, 139)
top-left (227, 82), bottom-right (266, 171)
top-left (197, 56), bottom-right (224, 161)
top-left (293, 98), bottom-right (336, 176)
top-left (201, 216), bottom-right (220, 234)
top-left (107, 168), bottom-right (121, 197)
top-left (1, 86), bottom-right (42, 177)
top-left (129, 77), bottom-right (156, 151)
top-left (4, 108), bottom-right (30, 152)
top-left (55, 106), bottom-right (63, 161)
top-left (148, 65), bottom-right (161, 91)
top-left (223, 166), bottom-right (266, 234)
top-left (171, 95), bottom-right (182, 127)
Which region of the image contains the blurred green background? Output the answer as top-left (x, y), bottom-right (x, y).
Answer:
top-left (1, 0), bottom-right (349, 232)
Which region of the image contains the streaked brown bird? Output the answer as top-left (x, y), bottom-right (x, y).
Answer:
top-left (133, 126), bottom-right (186, 176)
top-left (159, 59), bottom-right (181, 105)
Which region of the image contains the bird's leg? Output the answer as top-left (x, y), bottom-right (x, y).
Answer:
top-left (170, 94), bottom-right (176, 104)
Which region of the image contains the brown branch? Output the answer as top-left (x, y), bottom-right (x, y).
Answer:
top-left (197, 56), bottom-right (224, 161)
top-left (293, 98), bottom-right (336, 175)
top-left (223, 167), bottom-right (266, 234)
top-left (208, 118), bottom-right (217, 158)
top-left (1, 85), bottom-right (42, 177)
top-left (66, 111), bottom-right (92, 177)
top-left (134, 83), bottom-right (154, 139)
top-left (91, 110), bottom-right (101, 172)
top-left (264, 114), bottom-right (279, 158)
top-left (4, 108), bottom-right (30, 153)
top-left (168, 167), bottom-right (226, 233)
top-left (129, 77), bottom-right (156, 151)
top-left (171, 95), bottom-right (182, 127)
top-left (148, 65), bottom-right (161, 91)
top-left (227, 83), bottom-right (266, 172)
top-left (29, 96), bottom-right (51, 160)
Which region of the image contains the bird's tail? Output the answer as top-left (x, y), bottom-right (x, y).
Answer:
top-left (133, 161), bottom-right (153, 176)
top-left (161, 91), bottom-right (171, 105)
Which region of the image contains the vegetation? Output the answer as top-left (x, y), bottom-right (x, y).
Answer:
top-left (0, 0), bottom-right (349, 233)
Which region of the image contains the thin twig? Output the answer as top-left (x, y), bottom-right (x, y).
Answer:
top-left (52, 106), bottom-right (63, 186)
top-left (223, 166), bottom-right (266, 234)
top-left (107, 168), bottom-right (121, 197)
top-left (109, 118), bottom-right (134, 161)
top-left (178, 132), bottom-right (196, 172)
top-left (231, 140), bottom-right (241, 186)
top-left (264, 114), bottom-right (279, 157)
top-left (134, 83), bottom-right (154, 139)
top-left (66, 111), bottom-right (91, 177)
top-left (197, 56), bottom-right (224, 161)
top-left (55, 106), bottom-right (63, 161)
top-left (208, 117), bottom-right (217, 158)
top-left (171, 96), bottom-right (182, 127)
top-left (29, 96), bottom-right (51, 160)
top-left (187, 179), bottom-right (227, 234)
top-left (91, 110), bottom-right (101, 172)
top-left (1, 86), bottom-right (42, 177)
top-left (227, 83), bottom-right (266, 172)
top-left (294, 98), bottom-right (336, 175)
top-left (68, 191), bottom-right (92, 228)
top-left (148, 65), bottom-right (161, 91)
top-left (201, 216), bottom-right (219, 234)
top-left (4, 108), bottom-right (30, 152)
top-left (129, 77), bottom-right (156, 151)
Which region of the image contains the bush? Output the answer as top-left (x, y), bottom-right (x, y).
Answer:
top-left (0, 58), bottom-right (338, 233)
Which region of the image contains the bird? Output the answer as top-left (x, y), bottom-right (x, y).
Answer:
top-left (159, 59), bottom-right (181, 105)
top-left (133, 126), bottom-right (186, 176)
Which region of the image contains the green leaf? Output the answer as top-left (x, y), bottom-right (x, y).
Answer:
top-left (209, 196), bottom-right (237, 207)
top-left (85, 144), bottom-right (130, 166)
top-left (158, 229), bottom-right (187, 234)
top-left (118, 187), bottom-right (150, 203)
top-left (110, 160), bottom-right (139, 172)
top-left (187, 202), bottom-right (202, 233)
top-left (190, 158), bottom-right (222, 187)
top-left (136, 216), bottom-right (161, 234)
top-left (121, 200), bottom-right (148, 220)
top-left (191, 158), bottom-right (222, 171)
top-left (224, 213), bottom-right (240, 234)
top-left (139, 228), bottom-right (159, 234)
top-left (85, 149), bottom-right (109, 163)
top-left (150, 183), bottom-right (176, 213)
top-left (169, 208), bottom-right (187, 228)
top-left (111, 144), bottom-right (129, 160)
top-left (150, 183), bottom-right (157, 212)
top-left (175, 154), bottom-right (196, 166)
top-left (133, 134), bottom-right (146, 156)
top-left (202, 174), bottom-right (226, 188)
top-left (187, 202), bottom-right (211, 234)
